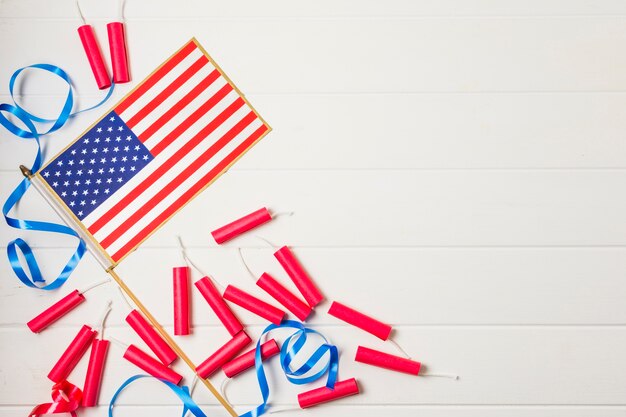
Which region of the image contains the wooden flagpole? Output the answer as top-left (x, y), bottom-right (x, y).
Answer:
top-left (20, 166), bottom-right (238, 417)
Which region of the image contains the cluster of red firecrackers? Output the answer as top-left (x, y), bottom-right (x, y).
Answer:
top-left (78, 22), bottom-right (130, 90)
top-left (26, 207), bottom-right (426, 413)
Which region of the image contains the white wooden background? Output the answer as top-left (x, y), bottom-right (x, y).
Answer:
top-left (1, 1), bottom-right (626, 416)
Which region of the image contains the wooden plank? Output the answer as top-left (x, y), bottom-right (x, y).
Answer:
top-left (3, 0), bottom-right (626, 19)
top-left (3, 93), bottom-right (626, 171)
top-left (1, 326), bottom-right (625, 405)
top-left (4, 405), bottom-right (626, 417)
top-left (2, 170), bottom-right (626, 248)
top-left (2, 247), bottom-right (626, 327)
top-left (1, 18), bottom-right (626, 94)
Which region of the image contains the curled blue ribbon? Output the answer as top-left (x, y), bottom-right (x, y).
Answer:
top-left (1, 64), bottom-right (113, 290)
top-left (240, 320), bottom-right (338, 417)
top-left (109, 375), bottom-right (207, 417)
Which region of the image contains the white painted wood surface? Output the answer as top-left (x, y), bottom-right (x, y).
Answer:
top-left (1, 1), bottom-right (626, 416)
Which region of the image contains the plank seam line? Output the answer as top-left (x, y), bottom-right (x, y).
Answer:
top-left (6, 91), bottom-right (626, 96)
top-left (4, 245), bottom-right (626, 250)
top-left (2, 324), bottom-right (626, 329)
top-left (113, 404), bottom-right (626, 407)
top-left (5, 15), bottom-right (626, 21)
top-left (8, 168), bottom-right (626, 173)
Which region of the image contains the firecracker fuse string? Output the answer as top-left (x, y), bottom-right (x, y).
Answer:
top-left (180, 376), bottom-right (204, 417)
top-left (176, 236), bottom-right (224, 288)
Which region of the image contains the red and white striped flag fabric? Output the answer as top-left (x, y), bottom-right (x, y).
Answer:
top-left (38, 38), bottom-right (270, 264)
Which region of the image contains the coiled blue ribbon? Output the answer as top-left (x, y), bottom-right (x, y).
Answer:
top-left (1, 64), bottom-right (113, 290)
top-left (240, 320), bottom-right (338, 417)
top-left (109, 375), bottom-right (207, 417)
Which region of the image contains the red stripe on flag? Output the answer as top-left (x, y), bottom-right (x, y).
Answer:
top-left (151, 83), bottom-right (233, 157)
top-left (139, 69), bottom-right (221, 142)
top-left (125, 56), bottom-right (209, 130)
top-left (115, 41), bottom-right (197, 115)
top-left (111, 123), bottom-right (269, 262)
top-left (100, 111), bottom-right (258, 250)
top-left (87, 97), bottom-right (245, 236)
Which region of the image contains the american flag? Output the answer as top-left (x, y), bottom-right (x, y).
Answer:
top-left (39, 39), bottom-right (270, 264)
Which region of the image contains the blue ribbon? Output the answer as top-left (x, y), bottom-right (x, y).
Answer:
top-left (240, 320), bottom-right (339, 417)
top-left (109, 375), bottom-right (207, 417)
top-left (1, 64), bottom-right (113, 290)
